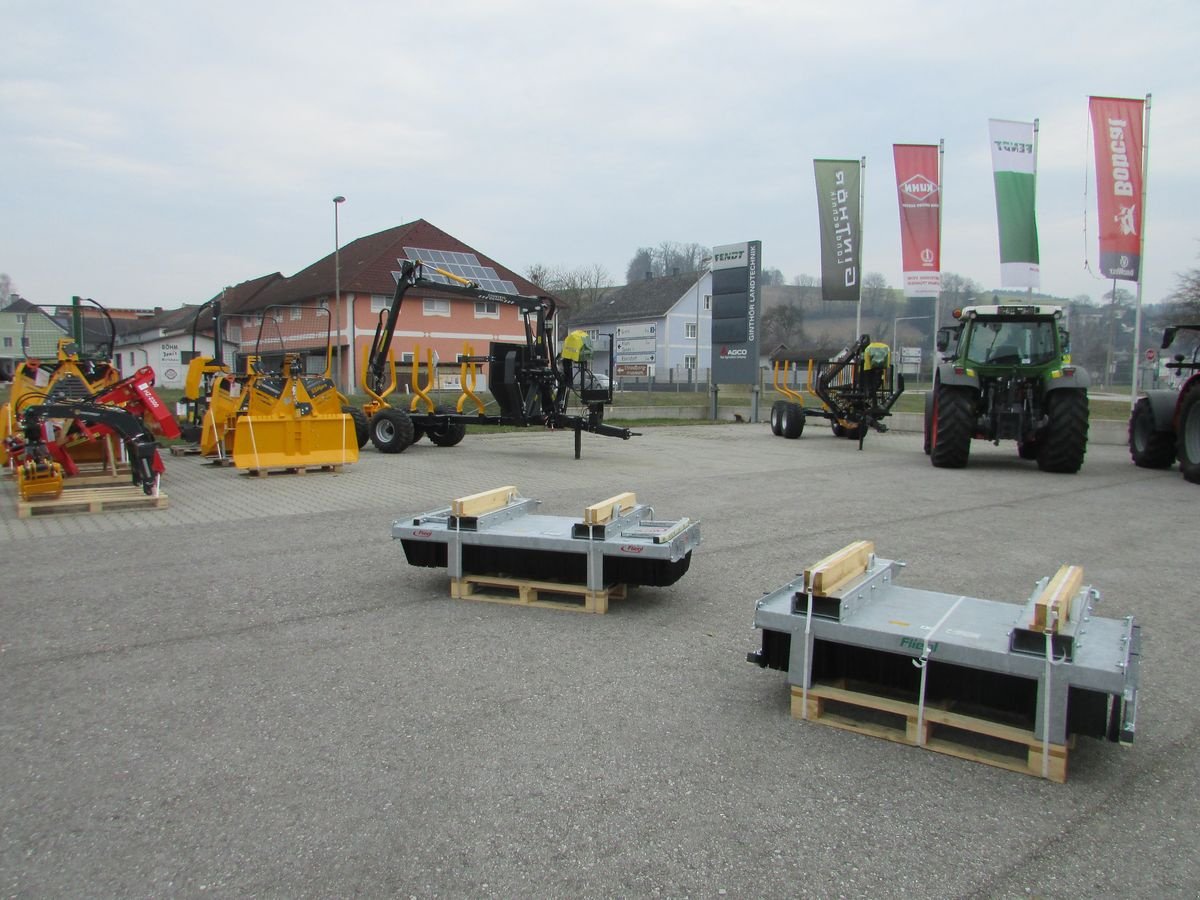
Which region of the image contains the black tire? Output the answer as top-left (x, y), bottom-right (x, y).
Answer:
top-left (342, 405), bottom-right (370, 450)
top-left (923, 392), bottom-right (933, 455)
top-left (1128, 397), bottom-right (1175, 469)
top-left (370, 408), bottom-right (415, 453)
top-left (1037, 389), bottom-right (1089, 474)
top-left (1178, 385), bottom-right (1200, 484)
top-left (426, 406), bottom-right (467, 448)
top-left (1017, 440), bottom-right (1039, 460)
top-left (769, 400), bottom-right (785, 436)
top-left (781, 402), bottom-right (805, 439)
top-left (929, 385), bottom-right (973, 469)
top-left (831, 422), bottom-right (846, 437)
top-left (841, 424), bottom-right (863, 441)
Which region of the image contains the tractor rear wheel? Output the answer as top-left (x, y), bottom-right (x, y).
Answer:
top-left (370, 408), bottom-right (415, 453)
top-left (1128, 397), bottom-right (1175, 468)
top-left (1178, 386), bottom-right (1200, 484)
top-left (781, 402), bottom-right (805, 439)
top-left (769, 400), bottom-right (785, 436)
top-left (922, 392), bottom-right (933, 455)
top-left (427, 406), bottom-right (467, 447)
top-left (929, 385), bottom-right (973, 468)
top-left (343, 406), bottom-right (370, 450)
top-left (1037, 389), bottom-right (1089, 473)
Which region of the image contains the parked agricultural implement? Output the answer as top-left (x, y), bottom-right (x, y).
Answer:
top-left (179, 300), bottom-right (360, 472)
top-left (1, 297), bottom-right (179, 499)
top-left (769, 336), bottom-right (904, 448)
top-left (393, 485), bottom-right (700, 613)
top-left (748, 542), bottom-right (1141, 782)
top-left (361, 259), bottom-right (631, 459)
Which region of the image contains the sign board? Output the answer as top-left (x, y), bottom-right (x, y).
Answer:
top-left (710, 240), bottom-right (760, 383)
top-left (617, 350), bottom-right (656, 363)
top-left (615, 323), bottom-right (656, 340)
top-left (615, 364), bottom-right (649, 377)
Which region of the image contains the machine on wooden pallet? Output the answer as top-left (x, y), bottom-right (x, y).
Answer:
top-left (747, 541), bottom-right (1140, 782)
top-left (769, 336), bottom-right (904, 449)
top-left (361, 259), bottom-right (631, 460)
top-left (179, 300), bottom-right (361, 471)
top-left (392, 486), bottom-right (701, 612)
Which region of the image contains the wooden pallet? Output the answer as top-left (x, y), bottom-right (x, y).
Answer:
top-left (450, 573), bottom-right (627, 614)
top-left (16, 484), bottom-right (169, 518)
top-left (244, 464), bottom-right (344, 478)
top-left (169, 444), bottom-right (203, 456)
top-left (790, 682), bottom-right (1069, 783)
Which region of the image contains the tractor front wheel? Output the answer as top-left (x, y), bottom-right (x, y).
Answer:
top-left (1128, 397), bottom-right (1175, 469)
top-left (1037, 389), bottom-right (1089, 474)
top-left (1178, 386), bottom-right (1200, 484)
top-left (929, 385), bottom-right (973, 468)
top-left (370, 408), bottom-right (415, 453)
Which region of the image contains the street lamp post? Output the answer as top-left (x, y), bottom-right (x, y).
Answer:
top-left (892, 314), bottom-right (934, 384)
top-left (333, 195), bottom-right (346, 390)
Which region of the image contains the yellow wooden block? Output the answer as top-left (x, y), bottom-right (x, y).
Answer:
top-left (1033, 564), bottom-right (1083, 633)
top-left (583, 491), bottom-right (637, 525)
top-left (804, 540), bottom-right (875, 595)
top-left (451, 485), bottom-right (518, 517)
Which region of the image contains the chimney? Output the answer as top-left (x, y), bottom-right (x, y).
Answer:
top-left (644, 271), bottom-right (652, 281)
top-left (671, 267), bottom-right (680, 276)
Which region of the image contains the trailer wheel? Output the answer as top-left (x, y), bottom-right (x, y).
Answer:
top-left (1128, 397), bottom-right (1175, 469)
top-left (370, 408), bottom-right (415, 453)
top-left (427, 407), bottom-right (467, 448)
top-left (930, 385), bottom-right (972, 469)
top-left (1036, 388), bottom-right (1089, 474)
top-left (831, 422), bottom-right (846, 437)
top-left (343, 406), bottom-right (370, 450)
top-left (769, 400), bottom-right (785, 436)
top-left (1178, 385), bottom-right (1200, 483)
top-left (781, 402), bottom-right (805, 439)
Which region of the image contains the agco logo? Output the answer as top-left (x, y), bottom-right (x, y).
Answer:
top-left (900, 174), bottom-right (938, 201)
top-left (720, 346), bottom-right (748, 358)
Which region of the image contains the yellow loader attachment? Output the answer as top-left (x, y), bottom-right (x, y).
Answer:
top-left (16, 459), bottom-right (65, 501)
top-left (232, 412), bottom-right (358, 470)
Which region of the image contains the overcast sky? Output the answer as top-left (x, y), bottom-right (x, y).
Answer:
top-left (3, 0), bottom-right (1197, 311)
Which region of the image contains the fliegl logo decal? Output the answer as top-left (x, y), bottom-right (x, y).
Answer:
top-left (720, 345), bottom-right (748, 358)
top-left (620, 545), bottom-right (644, 554)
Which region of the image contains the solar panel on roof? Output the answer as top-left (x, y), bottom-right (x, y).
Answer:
top-left (400, 246), bottom-right (518, 294)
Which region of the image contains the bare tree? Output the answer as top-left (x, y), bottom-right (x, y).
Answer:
top-left (0, 273), bottom-right (12, 307)
top-left (760, 301), bottom-right (805, 349)
top-left (625, 248), bottom-right (655, 283)
top-left (625, 242), bottom-right (711, 283)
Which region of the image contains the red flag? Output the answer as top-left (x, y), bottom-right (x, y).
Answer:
top-left (1089, 96), bottom-right (1145, 281)
top-left (893, 144), bottom-right (941, 297)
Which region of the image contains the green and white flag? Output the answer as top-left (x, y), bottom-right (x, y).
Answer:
top-left (988, 119), bottom-right (1040, 288)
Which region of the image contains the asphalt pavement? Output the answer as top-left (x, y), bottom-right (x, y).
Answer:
top-left (2, 423), bottom-right (1196, 898)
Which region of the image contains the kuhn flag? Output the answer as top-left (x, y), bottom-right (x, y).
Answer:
top-left (893, 144), bottom-right (941, 298)
top-left (988, 119), bottom-right (1040, 288)
top-left (814, 159), bottom-right (862, 303)
top-left (1089, 96), bottom-right (1145, 281)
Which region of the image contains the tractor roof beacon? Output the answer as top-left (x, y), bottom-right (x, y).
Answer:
top-left (1128, 323), bottom-right (1200, 483)
top-left (924, 304), bottom-right (1090, 473)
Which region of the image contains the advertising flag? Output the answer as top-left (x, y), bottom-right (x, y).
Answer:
top-left (813, 159), bottom-right (861, 302)
top-left (1089, 96), bottom-right (1145, 281)
top-left (988, 119), bottom-right (1040, 288)
top-left (892, 144), bottom-right (941, 298)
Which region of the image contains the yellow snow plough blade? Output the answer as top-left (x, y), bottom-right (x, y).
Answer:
top-left (231, 413), bottom-right (358, 471)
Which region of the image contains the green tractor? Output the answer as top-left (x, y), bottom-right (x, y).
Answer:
top-left (1128, 324), bottom-right (1200, 483)
top-left (924, 304), bottom-right (1090, 472)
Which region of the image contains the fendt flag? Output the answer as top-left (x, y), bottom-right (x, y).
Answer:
top-left (814, 159), bottom-right (862, 302)
top-left (892, 144), bottom-right (941, 298)
top-left (1089, 96), bottom-right (1145, 281)
top-left (988, 119), bottom-right (1040, 288)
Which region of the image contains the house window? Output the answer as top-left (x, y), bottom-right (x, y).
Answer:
top-left (423, 298), bottom-right (450, 317)
top-left (400, 352), bottom-right (415, 364)
top-left (685, 355), bottom-right (696, 370)
top-left (703, 295), bottom-right (711, 311)
top-left (290, 306), bottom-right (303, 321)
top-left (15, 314), bottom-right (25, 325)
top-left (474, 300), bottom-right (499, 318)
top-left (371, 295), bottom-right (388, 313)
top-left (685, 322), bottom-right (697, 339)
top-left (2, 336), bottom-right (11, 348)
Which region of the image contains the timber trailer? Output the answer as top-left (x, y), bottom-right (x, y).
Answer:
top-left (1128, 323), bottom-right (1200, 483)
top-left (769, 336), bottom-right (904, 448)
top-left (178, 299), bottom-right (361, 471)
top-left (925, 304), bottom-right (1089, 472)
top-left (748, 541), bottom-right (1140, 782)
top-left (361, 259), bottom-right (631, 459)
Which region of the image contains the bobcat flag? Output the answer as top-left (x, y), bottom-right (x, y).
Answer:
top-left (893, 144), bottom-right (941, 298)
top-left (814, 159), bottom-right (862, 303)
top-left (1089, 96), bottom-right (1145, 281)
top-left (988, 119), bottom-right (1040, 288)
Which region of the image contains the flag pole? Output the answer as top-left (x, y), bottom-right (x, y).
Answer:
top-left (1030, 118), bottom-right (1039, 301)
top-left (856, 155), bottom-right (866, 339)
top-left (933, 138), bottom-right (944, 386)
top-left (1129, 93), bottom-right (1152, 406)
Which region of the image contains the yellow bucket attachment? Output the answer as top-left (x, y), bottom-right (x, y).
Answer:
top-left (17, 459), bottom-right (64, 501)
top-left (231, 412), bottom-right (359, 471)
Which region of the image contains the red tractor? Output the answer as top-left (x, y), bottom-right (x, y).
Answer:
top-left (1129, 324), bottom-right (1200, 483)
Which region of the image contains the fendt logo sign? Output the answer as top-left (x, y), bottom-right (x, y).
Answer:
top-left (900, 174), bottom-right (938, 202)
